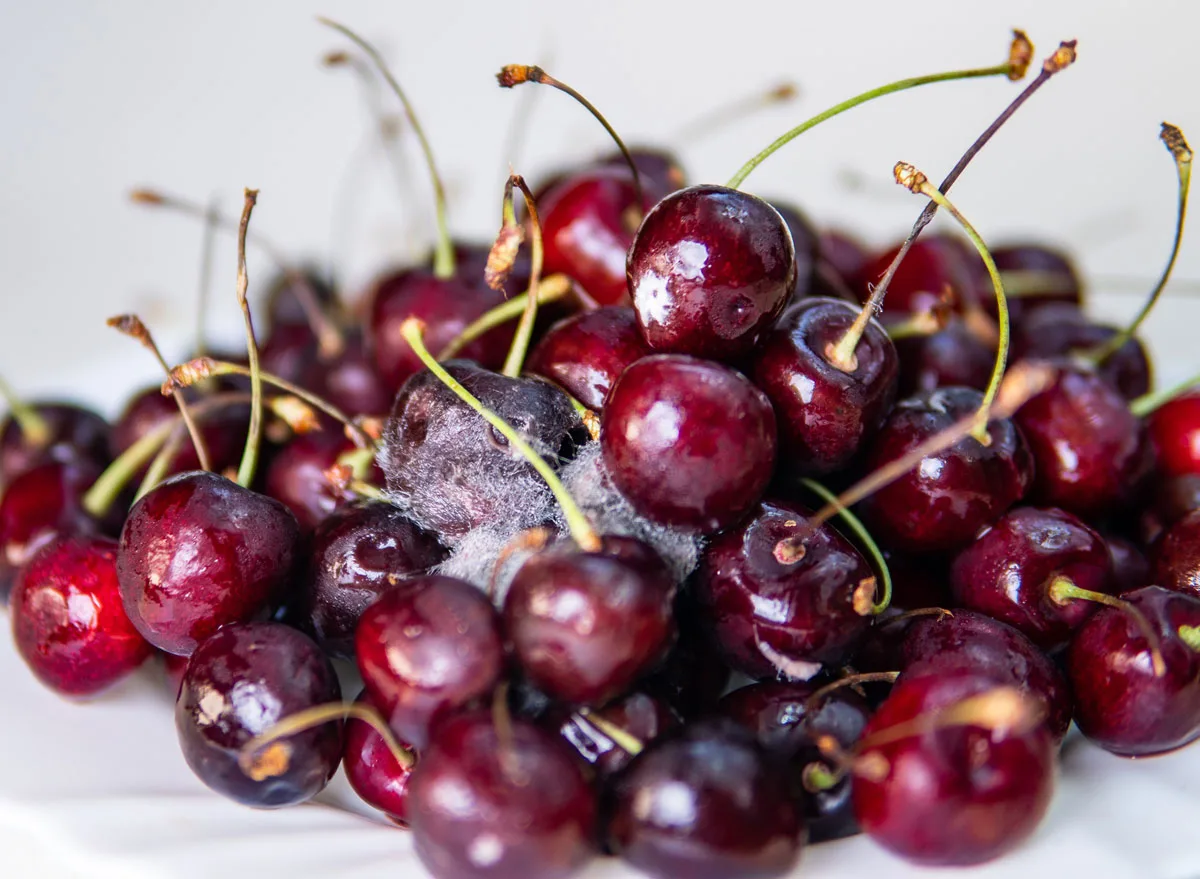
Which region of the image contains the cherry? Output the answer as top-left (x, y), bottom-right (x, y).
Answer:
top-left (898, 608), bottom-right (1072, 742)
top-left (751, 297), bottom-right (898, 475)
top-left (770, 200), bottom-right (819, 302)
top-left (694, 498), bottom-right (875, 680)
top-left (893, 317), bottom-right (994, 396)
top-left (116, 470), bottom-right (300, 655)
top-left (601, 355), bottom-right (777, 533)
top-left (852, 669), bottom-right (1055, 866)
top-left (949, 505), bottom-right (1114, 652)
top-left (175, 621), bottom-right (343, 807)
top-left (552, 689), bottom-right (680, 779)
top-left (641, 590), bottom-right (732, 719)
top-left (1013, 364), bottom-right (1152, 518)
top-left (627, 184), bottom-right (795, 361)
top-left (595, 146), bottom-right (686, 202)
top-left (858, 387), bottom-right (1033, 553)
top-left (380, 361), bottom-right (580, 545)
top-left (262, 266), bottom-right (340, 335)
top-left (299, 329), bottom-right (394, 418)
top-left (302, 499), bottom-right (446, 660)
top-left (818, 229), bottom-right (870, 296)
top-left (604, 718), bottom-right (804, 879)
top-left (1151, 509), bottom-right (1200, 599)
top-left (1140, 473), bottom-right (1200, 544)
top-left (1067, 585), bottom-right (1200, 756)
top-left (857, 234), bottom-right (976, 318)
top-left (992, 242), bottom-right (1083, 318)
top-left (525, 306), bottom-right (650, 410)
top-left (262, 430), bottom-right (361, 532)
top-left (111, 386), bottom-right (247, 480)
top-left (450, 240), bottom-right (532, 297)
top-left (1148, 388), bottom-right (1200, 477)
top-left (0, 400), bottom-right (111, 486)
top-left (1106, 532), bottom-right (1151, 593)
top-left (356, 574), bottom-right (504, 749)
top-left (408, 708), bottom-right (596, 879)
top-left (343, 688), bottom-right (416, 825)
top-left (504, 536), bottom-right (676, 706)
top-left (260, 322), bottom-right (321, 387)
top-left (1012, 303), bottom-right (1151, 399)
top-left (719, 679), bottom-right (871, 842)
top-left (10, 534), bottom-right (152, 696)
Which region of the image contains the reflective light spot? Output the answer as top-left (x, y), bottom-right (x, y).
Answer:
top-left (789, 373), bottom-right (816, 405)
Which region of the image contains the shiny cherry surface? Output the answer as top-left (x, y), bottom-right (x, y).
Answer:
top-left (1149, 389), bottom-right (1200, 478)
top-left (1152, 509), bottom-right (1200, 600)
top-left (525, 306), bottom-right (650, 410)
top-left (343, 689), bottom-right (416, 825)
top-left (553, 689), bottom-right (680, 779)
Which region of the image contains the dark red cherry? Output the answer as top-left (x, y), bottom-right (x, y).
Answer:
top-left (539, 167), bottom-right (642, 306)
top-left (10, 534), bottom-right (152, 696)
top-left (356, 575), bottom-right (504, 749)
top-left (949, 506), bottom-right (1113, 652)
top-left (504, 537), bottom-right (676, 706)
top-left (769, 200), bottom-right (819, 302)
top-left (601, 355), bottom-right (776, 533)
top-left (343, 689), bottom-right (416, 825)
top-left (1014, 364), bottom-right (1152, 518)
top-left (641, 590), bottom-right (732, 719)
top-left (367, 268), bottom-right (514, 393)
top-left (719, 679), bottom-right (870, 843)
top-left (111, 386), bottom-right (248, 480)
top-left (992, 243), bottom-right (1083, 320)
top-left (1067, 585), bottom-right (1200, 756)
top-left (893, 317), bottom-right (995, 396)
top-left (0, 401), bottom-right (111, 486)
top-left (628, 184), bottom-right (795, 361)
top-left (175, 621), bottom-right (342, 807)
top-left (750, 297), bottom-right (898, 475)
top-left (899, 608), bottom-right (1072, 742)
top-left (858, 234), bottom-right (976, 317)
top-left (1152, 509), bottom-right (1200, 600)
top-left (408, 709), bottom-right (596, 879)
top-left (1148, 389), bottom-right (1200, 478)
top-left (262, 430), bottom-right (360, 532)
top-left (852, 669), bottom-right (1055, 866)
top-left (116, 470), bottom-right (300, 655)
top-left (605, 718), bottom-right (804, 879)
top-left (694, 498), bottom-right (874, 680)
top-left (859, 387), bottom-right (1033, 553)
top-left (553, 689), bottom-right (680, 779)
top-left (525, 306), bottom-right (651, 410)
top-left (380, 362), bottom-right (580, 545)
top-left (302, 500), bottom-right (446, 660)
top-left (260, 322), bottom-right (320, 387)
top-left (1141, 473), bottom-right (1200, 544)
top-left (1013, 304), bottom-right (1150, 399)
top-left (300, 330), bottom-right (394, 417)
top-left (262, 266), bottom-right (340, 334)
top-left (818, 229), bottom-right (870, 295)
top-left (595, 147), bottom-right (686, 203)
top-left (1105, 532), bottom-right (1151, 594)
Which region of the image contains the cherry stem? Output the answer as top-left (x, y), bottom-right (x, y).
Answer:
top-left (725, 30), bottom-right (1035, 191)
top-left (878, 607), bottom-right (954, 628)
top-left (130, 188), bottom-right (345, 358)
top-left (107, 315), bottom-right (212, 472)
top-left (801, 761), bottom-right (844, 793)
top-left (231, 190), bottom-right (264, 489)
top-left (135, 428), bottom-right (186, 501)
top-left (798, 477), bottom-right (892, 614)
top-left (804, 671), bottom-right (900, 719)
top-left (803, 361), bottom-right (1056, 534)
top-left (320, 18), bottom-right (455, 279)
top-left (1180, 625), bottom-right (1200, 652)
top-left (1086, 124), bottom-right (1192, 366)
top-left (239, 701), bottom-right (414, 778)
top-left (497, 64), bottom-right (645, 211)
top-left (438, 274), bottom-right (574, 361)
top-left (0, 375), bottom-right (51, 448)
top-left (501, 176), bottom-right (545, 378)
top-left (1130, 372), bottom-right (1200, 419)
top-left (897, 164), bottom-right (1009, 444)
top-left (165, 358), bottom-right (371, 450)
top-left (1047, 577), bottom-right (1167, 676)
top-left (671, 79), bottom-right (798, 146)
top-left (884, 299), bottom-right (951, 340)
top-left (193, 194), bottom-right (219, 359)
top-left (400, 318), bottom-right (602, 551)
top-left (840, 39), bottom-right (1076, 339)
top-left (575, 708), bottom-right (645, 756)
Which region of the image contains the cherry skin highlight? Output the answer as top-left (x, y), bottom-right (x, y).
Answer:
top-left (1152, 508), bottom-right (1200, 599)
top-left (1149, 389), bottom-right (1200, 478)
top-left (525, 306), bottom-right (651, 410)
top-left (343, 689), bottom-right (416, 825)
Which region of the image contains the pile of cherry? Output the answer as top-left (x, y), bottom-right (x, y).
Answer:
top-left (4, 22), bottom-right (1200, 879)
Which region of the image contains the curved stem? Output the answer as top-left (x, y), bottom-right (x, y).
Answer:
top-left (803, 671), bottom-right (900, 719)
top-left (801, 760), bottom-right (845, 793)
top-left (1130, 372), bottom-right (1200, 418)
top-left (799, 477), bottom-right (892, 614)
top-left (501, 176), bottom-right (545, 377)
top-left (1048, 577), bottom-right (1166, 676)
top-left (438, 274), bottom-right (573, 360)
top-left (400, 319), bottom-right (601, 551)
top-left (320, 18), bottom-right (455, 279)
top-left (234, 190), bottom-right (263, 489)
top-left (856, 686), bottom-right (1043, 756)
top-left (576, 708), bottom-right (645, 756)
top-left (0, 375), bottom-right (51, 447)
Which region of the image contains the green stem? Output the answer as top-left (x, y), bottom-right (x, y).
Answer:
top-left (802, 761), bottom-right (844, 793)
top-left (239, 701), bottom-right (414, 776)
top-left (82, 418), bottom-right (178, 517)
top-left (1130, 372), bottom-right (1200, 418)
top-left (1180, 625), bottom-right (1200, 652)
top-left (0, 375), bottom-right (51, 447)
top-left (501, 176), bottom-right (545, 378)
top-left (437, 274), bottom-right (571, 361)
top-left (799, 477), bottom-right (892, 614)
top-left (320, 18), bottom-right (455, 279)
top-left (400, 319), bottom-right (601, 551)
top-left (135, 428), bottom-right (185, 501)
top-left (576, 709), bottom-right (644, 756)
top-left (726, 63), bottom-right (1013, 190)
top-left (1048, 576), bottom-right (1166, 676)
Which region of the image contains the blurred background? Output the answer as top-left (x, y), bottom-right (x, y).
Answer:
top-left (1, 0), bottom-right (1198, 407)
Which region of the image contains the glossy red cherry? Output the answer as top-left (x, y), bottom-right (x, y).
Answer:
top-left (852, 669), bottom-right (1055, 866)
top-left (949, 506), bottom-right (1114, 652)
top-left (504, 537), bottom-right (676, 706)
top-left (176, 621), bottom-right (343, 807)
top-left (10, 534), bottom-right (152, 696)
top-left (604, 718), bottom-right (805, 879)
top-left (356, 575), bottom-right (504, 749)
top-left (857, 234), bottom-right (976, 317)
top-left (262, 430), bottom-right (363, 532)
top-left (601, 355), bottom-right (777, 533)
top-left (343, 689), bottom-right (416, 825)
top-left (1151, 509), bottom-right (1200, 599)
top-left (1012, 304), bottom-right (1150, 399)
top-left (1067, 585), bottom-right (1200, 756)
top-left (769, 200), bottom-right (819, 303)
top-left (302, 499), bottom-right (446, 660)
top-left (116, 470), bottom-right (301, 655)
top-left (525, 306), bottom-right (650, 410)
top-left (751, 297), bottom-right (898, 475)
top-left (408, 709), bottom-right (596, 879)
top-left (552, 689), bottom-right (680, 779)
top-left (0, 401), bottom-right (111, 486)
top-left (1105, 532), bottom-right (1151, 593)
top-left (859, 387), bottom-right (1033, 553)
top-left (627, 184), bottom-right (795, 361)
top-left (694, 498), bottom-right (874, 680)
top-left (1148, 389), bottom-right (1200, 478)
